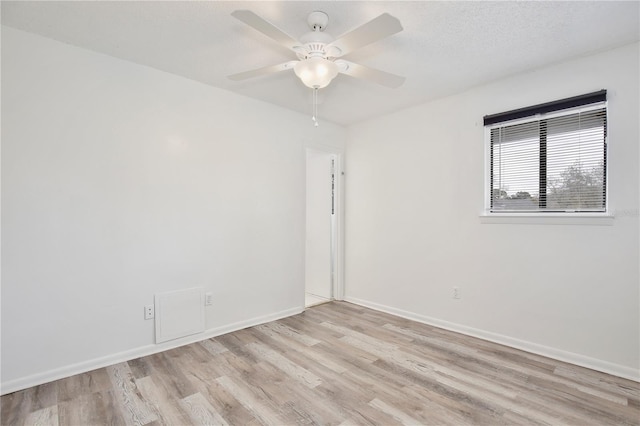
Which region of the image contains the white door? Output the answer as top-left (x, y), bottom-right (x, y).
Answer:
top-left (305, 149), bottom-right (335, 302)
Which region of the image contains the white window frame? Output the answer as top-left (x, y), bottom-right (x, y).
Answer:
top-left (481, 92), bottom-right (613, 225)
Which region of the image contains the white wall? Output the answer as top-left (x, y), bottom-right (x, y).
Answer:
top-left (1, 27), bottom-right (346, 392)
top-left (345, 43), bottom-right (639, 379)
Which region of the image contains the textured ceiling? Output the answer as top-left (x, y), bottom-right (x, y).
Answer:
top-left (2, 1), bottom-right (639, 126)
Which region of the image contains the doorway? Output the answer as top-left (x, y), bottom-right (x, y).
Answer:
top-left (305, 148), bottom-right (340, 307)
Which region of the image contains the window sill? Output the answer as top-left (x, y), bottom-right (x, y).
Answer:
top-left (479, 213), bottom-right (614, 226)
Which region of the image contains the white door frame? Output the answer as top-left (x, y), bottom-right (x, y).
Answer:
top-left (305, 143), bottom-right (344, 302)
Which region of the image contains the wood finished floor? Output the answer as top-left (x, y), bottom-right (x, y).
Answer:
top-left (2, 301), bottom-right (639, 426)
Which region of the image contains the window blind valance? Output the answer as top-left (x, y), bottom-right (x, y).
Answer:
top-left (483, 90), bottom-right (607, 126)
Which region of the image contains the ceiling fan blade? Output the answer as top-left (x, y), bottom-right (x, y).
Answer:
top-left (228, 61), bottom-right (297, 81)
top-left (336, 60), bottom-right (405, 88)
top-left (231, 10), bottom-right (300, 51)
top-left (327, 13), bottom-right (402, 57)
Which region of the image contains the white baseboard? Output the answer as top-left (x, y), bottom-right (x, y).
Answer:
top-left (345, 297), bottom-right (640, 383)
top-left (1, 306), bottom-right (303, 395)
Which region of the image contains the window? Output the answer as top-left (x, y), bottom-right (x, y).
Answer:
top-left (484, 90), bottom-right (607, 214)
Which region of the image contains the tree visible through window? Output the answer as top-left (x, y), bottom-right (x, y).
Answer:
top-left (485, 91), bottom-right (607, 213)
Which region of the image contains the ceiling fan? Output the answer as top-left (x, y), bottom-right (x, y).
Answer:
top-left (228, 10), bottom-right (405, 90)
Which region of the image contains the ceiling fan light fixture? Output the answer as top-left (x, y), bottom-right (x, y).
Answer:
top-left (294, 57), bottom-right (338, 89)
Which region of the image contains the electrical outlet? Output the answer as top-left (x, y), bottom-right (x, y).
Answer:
top-left (453, 287), bottom-right (461, 299)
top-left (205, 292), bottom-right (213, 306)
top-left (144, 304), bottom-right (154, 320)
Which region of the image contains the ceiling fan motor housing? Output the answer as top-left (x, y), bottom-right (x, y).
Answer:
top-left (294, 11), bottom-right (343, 60)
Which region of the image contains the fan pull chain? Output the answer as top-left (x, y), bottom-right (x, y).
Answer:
top-left (312, 88), bottom-right (319, 127)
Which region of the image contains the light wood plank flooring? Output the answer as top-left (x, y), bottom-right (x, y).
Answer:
top-left (2, 302), bottom-right (639, 425)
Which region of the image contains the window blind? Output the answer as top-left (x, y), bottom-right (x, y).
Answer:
top-left (485, 91), bottom-right (607, 213)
